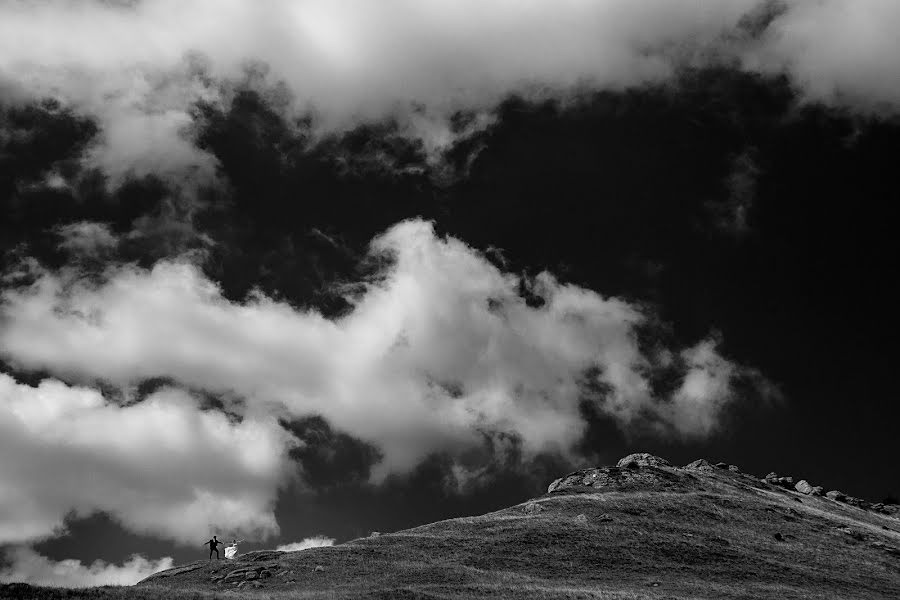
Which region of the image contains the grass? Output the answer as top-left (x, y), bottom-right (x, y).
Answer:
top-left (4, 466), bottom-right (899, 599)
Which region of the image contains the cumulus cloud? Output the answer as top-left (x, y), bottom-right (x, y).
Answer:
top-left (0, 220), bottom-right (764, 488)
top-left (2, 0), bottom-right (899, 182)
top-left (0, 374), bottom-right (292, 545)
top-left (276, 536), bottom-right (335, 552)
top-left (0, 547), bottom-right (172, 588)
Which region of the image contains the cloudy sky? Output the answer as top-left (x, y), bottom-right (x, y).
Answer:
top-left (1, 0), bottom-right (898, 588)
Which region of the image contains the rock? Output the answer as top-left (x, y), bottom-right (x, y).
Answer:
top-left (794, 480), bottom-right (824, 495)
top-left (242, 550), bottom-right (283, 562)
top-left (598, 514), bottom-right (613, 522)
top-left (795, 480), bottom-right (815, 494)
top-left (314, 565), bottom-right (325, 572)
top-left (223, 569), bottom-right (253, 583)
top-left (765, 472), bottom-right (779, 480)
top-left (370, 531), bottom-right (381, 537)
top-left (774, 532), bottom-right (784, 541)
top-left (523, 502), bottom-right (545, 514)
top-left (573, 513), bottom-right (589, 526)
top-left (616, 453), bottom-right (671, 469)
top-left (728, 465), bottom-right (740, 472)
top-left (826, 490), bottom-right (846, 501)
top-left (245, 571), bottom-right (259, 581)
top-left (715, 462), bottom-right (728, 469)
top-left (844, 496), bottom-right (872, 510)
top-left (767, 476), bottom-right (795, 488)
top-left (684, 459), bottom-right (713, 470)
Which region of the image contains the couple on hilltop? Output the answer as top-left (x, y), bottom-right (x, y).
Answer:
top-left (204, 536), bottom-right (244, 560)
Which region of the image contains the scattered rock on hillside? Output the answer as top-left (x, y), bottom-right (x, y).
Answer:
top-left (795, 480), bottom-right (824, 495)
top-left (616, 453), bottom-right (671, 468)
top-left (684, 459), bottom-right (713, 470)
top-left (242, 550), bottom-right (283, 562)
top-left (765, 475), bottom-right (795, 488)
top-left (843, 496), bottom-right (872, 510)
top-left (826, 490), bottom-right (846, 501)
top-left (728, 465), bottom-right (740, 472)
top-left (523, 502), bottom-right (545, 514)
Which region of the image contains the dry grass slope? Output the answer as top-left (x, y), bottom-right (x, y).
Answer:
top-left (4, 460), bottom-right (899, 599)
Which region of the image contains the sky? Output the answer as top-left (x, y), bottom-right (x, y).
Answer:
top-left (1, 0), bottom-right (899, 588)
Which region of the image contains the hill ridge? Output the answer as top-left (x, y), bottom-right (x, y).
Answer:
top-left (132, 452), bottom-right (900, 599)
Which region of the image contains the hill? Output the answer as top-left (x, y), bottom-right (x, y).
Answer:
top-left (4, 454), bottom-right (899, 599)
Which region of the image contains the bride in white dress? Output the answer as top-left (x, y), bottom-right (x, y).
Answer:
top-left (225, 539), bottom-right (244, 559)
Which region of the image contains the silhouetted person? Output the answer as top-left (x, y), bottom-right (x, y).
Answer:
top-left (205, 535), bottom-right (222, 560)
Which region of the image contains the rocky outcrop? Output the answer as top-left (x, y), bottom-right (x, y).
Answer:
top-left (616, 453), bottom-right (671, 468)
top-left (212, 563), bottom-right (280, 587)
top-left (549, 453), bottom-right (698, 494)
top-left (547, 454), bottom-right (893, 519)
top-left (684, 459), bottom-right (713, 470)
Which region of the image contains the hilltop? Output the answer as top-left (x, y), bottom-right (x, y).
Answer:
top-left (4, 454), bottom-right (899, 599)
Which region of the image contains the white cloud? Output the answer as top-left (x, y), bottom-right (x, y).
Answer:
top-left (0, 547), bottom-right (173, 588)
top-left (0, 374), bottom-right (293, 545)
top-left (746, 0), bottom-right (900, 111)
top-left (276, 536), bottom-right (335, 552)
top-left (56, 222), bottom-right (119, 256)
top-left (3, 1), bottom-right (899, 182)
top-left (0, 220), bottom-right (760, 489)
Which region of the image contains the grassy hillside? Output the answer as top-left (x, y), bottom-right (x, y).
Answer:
top-left (4, 458), bottom-right (899, 599)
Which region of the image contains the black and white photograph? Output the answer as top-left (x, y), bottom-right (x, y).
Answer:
top-left (0, 1), bottom-right (898, 598)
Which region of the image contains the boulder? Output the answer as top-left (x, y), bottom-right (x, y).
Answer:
top-left (616, 453), bottom-right (671, 469)
top-left (826, 490), bottom-right (846, 501)
top-left (572, 514), bottom-right (589, 526)
top-left (314, 565), bottom-right (325, 572)
top-left (795, 480), bottom-right (815, 494)
top-left (684, 459), bottom-right (713, 470)
top-left (715, 462), bottom-right (729, 469)
top-left (765, 472), bottom-right (779, 480)
top-left (728, 465), bottom-right (741, 473)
